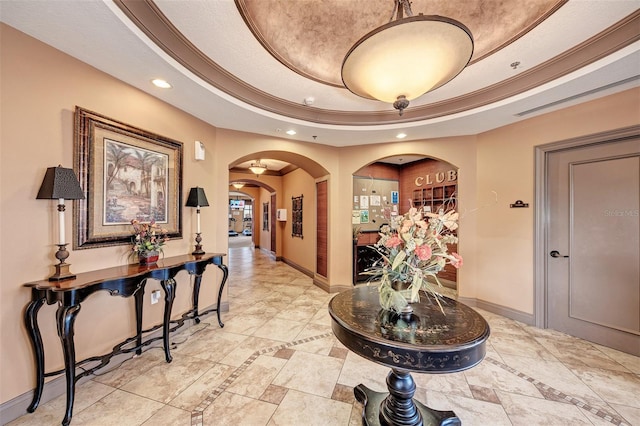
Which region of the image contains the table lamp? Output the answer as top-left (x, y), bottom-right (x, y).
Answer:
top-left (185, 187), bottom-right (209, 255)
top-left (36, 165), bottom-right (85, 281)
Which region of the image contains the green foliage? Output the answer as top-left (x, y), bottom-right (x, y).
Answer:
top-left (130, 219), bottom-right (169, 257)
top-left (363, 208), bottom-right (463, 313)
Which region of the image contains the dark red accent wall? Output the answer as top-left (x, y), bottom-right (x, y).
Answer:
top-left (398, 159), bottom-right (457, 212)
top-left (316, 180), bottom-right (328, 277)
top-left (354, 163), bottom-right (401, 180)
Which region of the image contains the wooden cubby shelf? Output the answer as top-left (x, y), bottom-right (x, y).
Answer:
top-left (412, 184), bottom-right (457, 213)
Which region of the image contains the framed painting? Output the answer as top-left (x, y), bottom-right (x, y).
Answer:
top-left (73, 107), bottom-right (183, 249)
top-left (292, 195), bottom-right (303, 238)
top-left (262, 202), bottom-right (269, 231)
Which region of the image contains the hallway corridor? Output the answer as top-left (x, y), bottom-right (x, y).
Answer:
top-left (9, 247), bottom-right (640, 425)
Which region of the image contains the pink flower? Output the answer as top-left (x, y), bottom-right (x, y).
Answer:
top-left (450, 252), bottom-right (463, 269)
top-left (385, 235), bottom-right (402, 249)
top-left (415, 244), bottom-right (432, 260)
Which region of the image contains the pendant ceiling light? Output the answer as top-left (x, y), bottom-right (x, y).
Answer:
top-left (249, 160), bottom-right (267, 175)
top-left (341, 0), bottom-right (473, 116)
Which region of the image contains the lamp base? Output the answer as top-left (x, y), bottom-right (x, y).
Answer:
top-left (49, 243), bottom-right (76, 281)
top-left (192, 233), bottom-right (205, 255)
top-left (49, 263), bottom-right (76, 281)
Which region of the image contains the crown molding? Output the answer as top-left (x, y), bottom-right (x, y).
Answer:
top-left (115, 1), bottom-right (639, 126)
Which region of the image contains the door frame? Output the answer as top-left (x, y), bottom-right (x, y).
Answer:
top-left (534, 124), bottom-right (640, 328)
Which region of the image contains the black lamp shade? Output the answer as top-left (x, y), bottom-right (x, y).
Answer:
top-left (36, 166), bottom-right (85, 200)
top-left (185, 187), bottom-right (209, 207)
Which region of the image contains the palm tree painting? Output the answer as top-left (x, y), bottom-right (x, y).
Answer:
top-left (104, 138), bottom-right (168, 225)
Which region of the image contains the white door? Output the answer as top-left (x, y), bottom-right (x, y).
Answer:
top-left (547, 137), bottom-right (640, 356)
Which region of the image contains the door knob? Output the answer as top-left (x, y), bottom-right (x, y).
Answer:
top-left (550, 250), bottom-right (569, 258)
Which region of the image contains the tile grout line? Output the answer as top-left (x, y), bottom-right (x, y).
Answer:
top-left (484, 356), bottom-right (631, 426)
top-left (190, 331), bottom-right (334, 426)
top-left (188, 331), bottom-right (631, 426)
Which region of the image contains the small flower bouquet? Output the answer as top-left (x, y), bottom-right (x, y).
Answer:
top-left (365, 207), bottom-right (462, 312)
top-left (130, 219), bottom-right (169, 262)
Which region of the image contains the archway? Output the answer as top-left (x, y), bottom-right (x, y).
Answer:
top-left (229, 152), bottom-right (330, 285)
top-left (228, 179), bottom-right (276, 252)
top-left (352, 155), bottom-right (459, 290)
top-left (227, 188), bottom-right (255, 246)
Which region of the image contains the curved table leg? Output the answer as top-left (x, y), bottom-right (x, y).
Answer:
top-left (134, 284), bottom-right (145, 356)
top-left (56, 304), bottom-right (82, 426)
top-left (215, 264), bottom-right (229, 328)
top-left (355, 369), bottom-right (460, 426)
top-left (160, 278), bottom-right (176, 363)
top-left (192, 274), bottom-right (203, 324)
top-left (24, 296), bottom-right (45, 412)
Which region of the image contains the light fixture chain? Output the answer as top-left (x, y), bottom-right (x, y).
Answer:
top-left (402, 0), bottom-right (414, 18)
top-left (390, 0), bottom-right (414, 22)
top-left (389, 1), bottom-right (397, 22)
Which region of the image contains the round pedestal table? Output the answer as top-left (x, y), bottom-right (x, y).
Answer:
top-left (329, 286), bottom-right (490, 426)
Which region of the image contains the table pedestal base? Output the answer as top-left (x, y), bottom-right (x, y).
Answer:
top-left (355, 370), bottom-right (460, 426)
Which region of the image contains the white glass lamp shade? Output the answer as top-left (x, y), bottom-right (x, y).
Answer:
top-left (342, 15), bottom-right (473, 103)
top-left (249, 162), bottom-right (267, 175)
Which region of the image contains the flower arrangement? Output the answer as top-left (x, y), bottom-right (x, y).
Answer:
top-left (366, 207), bottom-right (462, 312)
top-left (130, 219), bottom-right (169, 258)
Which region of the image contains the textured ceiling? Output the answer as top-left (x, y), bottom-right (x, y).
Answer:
top-left (236, 0), bottom-right (563, 87)
top-left (1, 1), bottom-right (638, 147)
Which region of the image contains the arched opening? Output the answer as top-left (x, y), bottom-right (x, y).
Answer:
top-left (352, 155), bottom-right (459, 292)
top-left (228, 188), bottom-right (254, 248)
top-left (229, 152), bottom-right (330, 285)
top-left (228, 179), bottom-right (276, 251)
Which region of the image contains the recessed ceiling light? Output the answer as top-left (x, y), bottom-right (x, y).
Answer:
top-left (396, 133), bottom-right (407, 139)
top-left (286, 130), bottom-right (297, 136)
top-left (152, 79), bottom-right (172, 89)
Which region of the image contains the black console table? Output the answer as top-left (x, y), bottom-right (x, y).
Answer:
top-left (329, 286), bottom-right (490, 426)
top-left (23, 253), bottom-right (227, 426)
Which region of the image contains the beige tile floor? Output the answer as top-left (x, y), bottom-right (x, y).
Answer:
top-left (9, 245), bottom-right (640, 426)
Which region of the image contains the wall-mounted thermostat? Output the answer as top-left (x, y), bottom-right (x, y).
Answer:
top-left (276, 209), bottom-right (287, 221)
top-left (195, 141), bottom-right (205, 161)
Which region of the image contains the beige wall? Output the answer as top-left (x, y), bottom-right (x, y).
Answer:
top-left (2, 22), bottom-right (639, 408)
top-left (0, 24), bottom-right (225, 403)
top-left (281, 168), bottom-right (317, 273)
top-left (474, 91), bottom-right (640, 314)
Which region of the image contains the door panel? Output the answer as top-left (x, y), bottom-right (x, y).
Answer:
top-left (270, 194), bottom-right (276, 253)
top-left (571, 158), bottom-right (639, 334)
top-left (316, 180), bottom-right (328, 277)
top-left (547, 138), bottom-right (640, 355)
